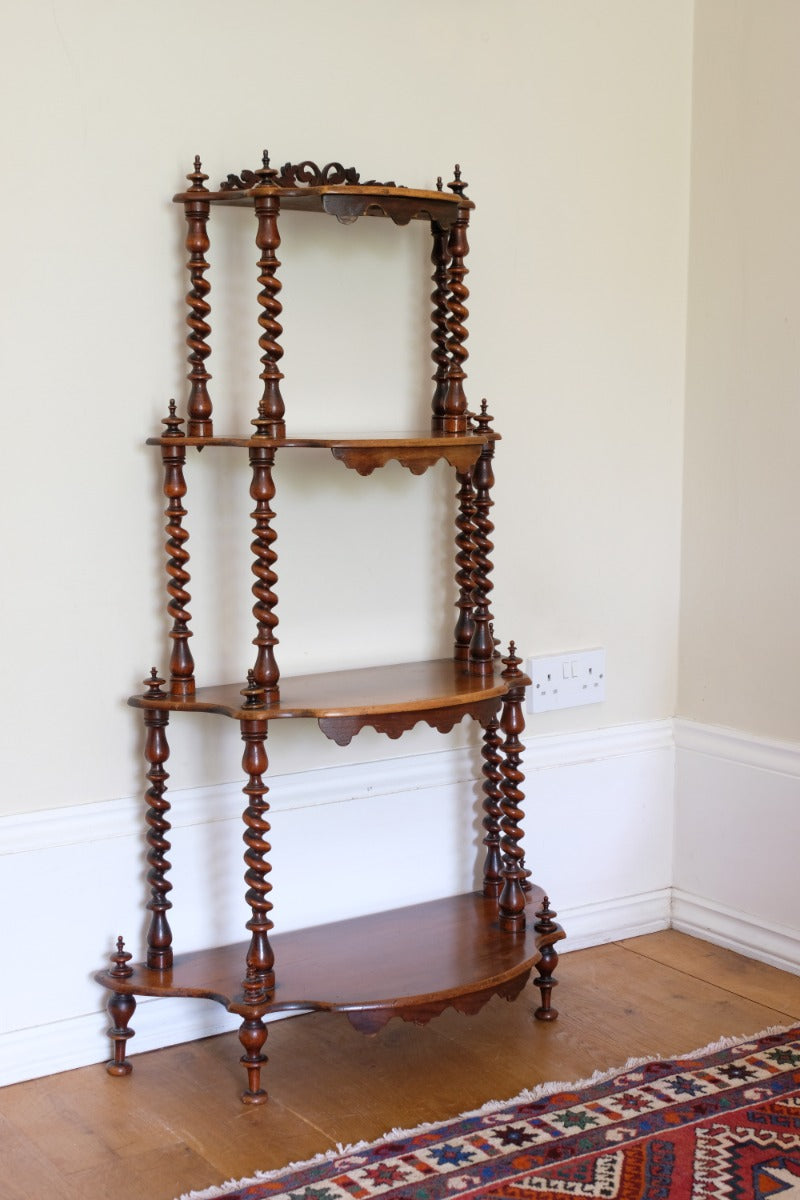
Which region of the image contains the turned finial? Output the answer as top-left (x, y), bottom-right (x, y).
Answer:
top-left (144, 667), bottom-right (166, 697)
top-left (109, 936), bottom-right (134, 979)
top-left (161, 399), bottom-right (184, 438)
top-left (256, 149), bottom-right (279, 186)
top-left (502, 641), bottom-right (523, 679)
top-left (535, 896), bottom-right (558, 932)
top-left (448, 164), bottom-right (468, 197)
top-left (187, 155), bottom-right (208, 191)
top-left (436, 176), bottom-right (443, 192)
top-left (251, 398), bottom-right (271, 438)
top-left (241, 669), bottom-right (266, 708)
top-left (472, 399), bottom-right (494, 434)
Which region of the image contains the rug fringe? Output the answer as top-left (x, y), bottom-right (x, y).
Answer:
top-left (173, 1022), bottom-right (797, 1200)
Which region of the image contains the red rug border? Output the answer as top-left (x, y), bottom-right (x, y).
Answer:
top-left (174, 1023), bottom-right (797, 1200)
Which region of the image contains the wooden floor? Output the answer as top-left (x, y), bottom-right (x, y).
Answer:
top-left (3, 931), bottom-right (800, 1200)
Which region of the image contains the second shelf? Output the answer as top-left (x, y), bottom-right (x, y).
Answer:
top-left (131, 658), bottom-right (525, 744)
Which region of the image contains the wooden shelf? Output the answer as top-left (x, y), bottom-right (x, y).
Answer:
top-left (96, 152), bottom-right (564, 1107)
top-left (174, 183), bottom-right (473, 228)
top-left (130, 658), bottom-right (511, 719)
top-left (146, 431), bottom-right (495, 476)
top-left (129, 659), bottom-right (525, 744)
top-left (146, 431), bottom-right (493, 448)
top-left (95, 890), bottom-right (561, 1034)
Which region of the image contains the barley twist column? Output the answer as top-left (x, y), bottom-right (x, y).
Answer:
top-left (254, 153), bottom-right (285, 436)
top-left (430, 215), bottom-right (451, 431)
top-left (240, 710), bottom-right (275, 996)
top-left (469, 403), bottom-right (496, 670)
top-left (183, 157), bottom-right (213, 436)
top-left (453, 470), bottom-right (477, 660)
top-left (480, 714), bottom-right (504, 898)
top-left (140, 671), bottom-right (173, 969)
top-left (443, 167), bottom-right (470, 433)
top-left (161, 402), bottom-right (194, 697)
top-left (238, 690), bottom-right (273, 1105)
top-left (498, 644), bottom-right (528, 931)
top-left (249, 445), bottom-right (279, 697)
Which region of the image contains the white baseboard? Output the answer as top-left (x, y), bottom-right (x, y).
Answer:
top-left (0, 718), bottom-right (675, 1087)
top-left (560, 889), bottom-right (671, 951)
top-left (673, 718), bottom-right (800, 974)
top-left (671, 889), bottom-right (800, 976)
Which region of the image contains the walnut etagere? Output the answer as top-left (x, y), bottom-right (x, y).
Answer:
top-left (96, 153), bottom-right (565, 1105)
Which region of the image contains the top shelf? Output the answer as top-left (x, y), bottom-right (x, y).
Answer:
top-left (173, 158), bottom-right (474, 227)
top-left (148, 430), bottom-right (497, 476)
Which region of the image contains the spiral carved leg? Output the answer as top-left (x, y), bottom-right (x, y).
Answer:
top-left (430, 220), bottom-right (451, 430)
top-left (239, 1016), bottom-right (269, 1104)
top-left (443, 190), bottom-right (470, 433)
top-left (481, 715), bottom-right (504, 898)
top-left (161, 413), bottom-right (195, 698)
top-left (240, 719), bottom-right (275, 1003)
top-left (534, 897), bottom-right (560, 1021)
top-left (469, 404), bottom-right (497, 671)
top-left (254, 185), bottom-right (285, 435)
top-left (249, 447), bottom-right (280, 697)
top-left (143, 705), bottom-right (173, 970)
top-left (183, 158), bottom-right (212, 437)
top-left (454, 470), bottom-right (476, 660)
top-left (498, 646), bottom-right (528, 931)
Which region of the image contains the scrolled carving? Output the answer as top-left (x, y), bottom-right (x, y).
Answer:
top-left (220, 158), bottom-right (397, 191)
top-left (318, 698), bottom-right (501, 747)
top-left (345, 974), bottom-right (529, 1035)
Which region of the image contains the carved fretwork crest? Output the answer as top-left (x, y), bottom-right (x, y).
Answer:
top-left (220, 159), bottom-right (396, 191)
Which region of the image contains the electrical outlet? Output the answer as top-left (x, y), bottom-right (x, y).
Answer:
top-left (526, 648), bottom-right (606, 713)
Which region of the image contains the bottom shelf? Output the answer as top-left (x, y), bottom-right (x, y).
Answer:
top-left (97, 888), bottom-right (563, 1034)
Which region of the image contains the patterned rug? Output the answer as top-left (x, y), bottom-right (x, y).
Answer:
top-left (179, 1025), bottom-right (800, 1200)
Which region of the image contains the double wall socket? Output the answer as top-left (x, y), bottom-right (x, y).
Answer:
top-left (526, 648), bottom-right (606, 713)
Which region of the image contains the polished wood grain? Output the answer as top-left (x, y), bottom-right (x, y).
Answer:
top-left (146, 430), bottom-right (493, 447)
top-left (146, 431), bottom-right (495, 476)
top-left (129, 657), bottom-right (520, 722)
top-left (95, 889), bottom-right (557, 1020)
top-left (7, 934), bottom-right (800, 1200)
top-left (112, 158), bottom-right (541, 1107)
top-left (174, 183), bottom-right (474, 227)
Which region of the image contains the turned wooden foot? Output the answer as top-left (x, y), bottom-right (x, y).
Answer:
top-left (239, 1016), bottom-right (268, 1104)
top-left (106, 991), bottom-right (136, 1075)
top-left (533, 897), bottom-right (560, 1021)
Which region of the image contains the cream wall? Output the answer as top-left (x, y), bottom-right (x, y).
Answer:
top-left (672, 1), bottom-right (800, 969)
top-left (678, 0), bottom-right (800, 740)
top-left (0, 1), bottom-right (692, 817)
